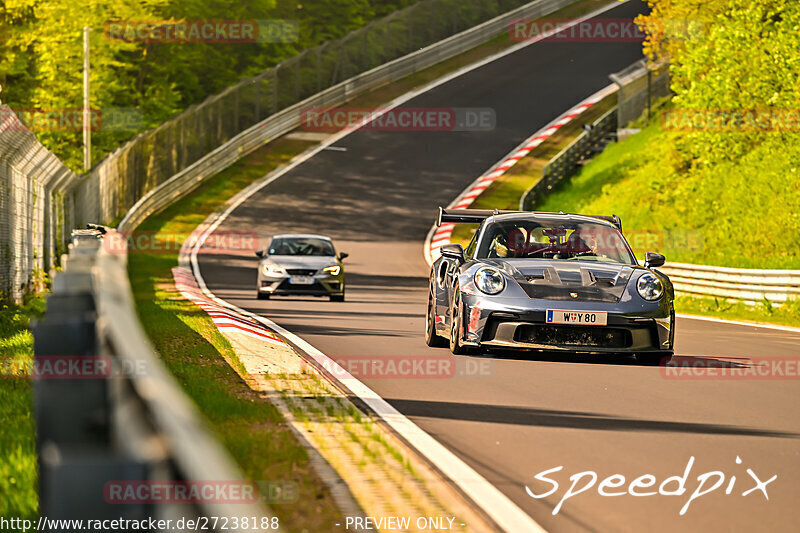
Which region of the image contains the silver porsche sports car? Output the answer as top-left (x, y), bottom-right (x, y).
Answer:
top-left (256, 234), bottom-right (347, 301)
top-left (426, 209), bottom-right (674, 365)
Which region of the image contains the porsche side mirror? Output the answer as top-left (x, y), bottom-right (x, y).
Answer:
top-left (440, 243), bottom-right (465, 263)
top-left (255, 250), bottom-right (264, 258)
top-left (644, 252), bottom-right (665, 269)
top-left (339, 252), bottom-right (349, 261)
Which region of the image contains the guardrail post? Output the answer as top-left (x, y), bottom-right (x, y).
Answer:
top-left (255, 77), bottom-right (261, 122)
top-left (316, 47), bottom-right (323, 93)
top-left (295, 56), bottom-right (301, 102)
top-left (272, 66), bottom-right (279, 114)
top-left (234, 86), bottom-right (240, 133)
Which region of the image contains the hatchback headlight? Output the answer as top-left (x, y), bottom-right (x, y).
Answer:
top-left (262, 264), bottom-right (286, 276)
top-left (474, 267), bottom-right (505, 295)
top-left (322, 265), bottom-right (341, 276)
top-left (637, 272), bottom-right (664, 301)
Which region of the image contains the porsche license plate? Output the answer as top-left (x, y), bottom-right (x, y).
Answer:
top-left (546, 310), bottom-right (607, 325)
top-left (289, 276), bottom-right (314, 285)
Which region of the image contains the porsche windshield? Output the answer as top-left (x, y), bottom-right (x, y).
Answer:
top-left (269, 237), bottom-right (335, 256)
top-left (477, 219), bottom-right (636, 265)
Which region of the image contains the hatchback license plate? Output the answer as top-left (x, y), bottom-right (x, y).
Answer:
top-left (546, 310), bottom-right (607, 325)
top-left (289, 276), bottom-right (314, 285)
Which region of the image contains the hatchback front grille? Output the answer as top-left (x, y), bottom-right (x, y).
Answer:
top-left (286, 269), bottom-right (317, 276)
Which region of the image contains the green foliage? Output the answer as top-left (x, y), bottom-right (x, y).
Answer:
top-left (0, 0), bottom-right (417, 170)
top-left (536, 0), bottom-right (797, 270)
top-left (536, 119), bottom-right (800, 269)
top-left (641, 0), bottom-right (800, 165)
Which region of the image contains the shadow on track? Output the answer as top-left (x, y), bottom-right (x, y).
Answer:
top-left (382, 398), bottom-right (800, 438)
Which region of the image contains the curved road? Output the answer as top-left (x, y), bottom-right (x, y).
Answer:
top-left (198, 1), bottom-right (800, 530)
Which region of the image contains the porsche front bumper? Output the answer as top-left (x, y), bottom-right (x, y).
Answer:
top-left (459, 295), bottom-right (673, 353)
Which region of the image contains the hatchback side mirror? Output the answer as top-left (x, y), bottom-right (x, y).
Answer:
top-left (339, 252), bottom-right (349, 261)
top-left (440, 243), bottom-right (465, 263)
top-left (255, 250), bottom-right (264, 258)
top-left (644, 252), bottom-right (665, 269)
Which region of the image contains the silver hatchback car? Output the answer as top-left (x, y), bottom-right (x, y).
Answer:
top-left (256, 234), bottom-right (347, 301)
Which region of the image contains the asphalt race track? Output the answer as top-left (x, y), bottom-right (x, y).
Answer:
top-left (197, 1), bottom-right (800, 530)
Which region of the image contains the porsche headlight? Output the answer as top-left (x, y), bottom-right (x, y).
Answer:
top-left (637, 272), bottom-right (664, 301)
top-left (262, 264), bottom-right (286, 277)
top-left (322, 265), bottom-right (341, 276)
top-left (474, 267), bottom-right (505, 295)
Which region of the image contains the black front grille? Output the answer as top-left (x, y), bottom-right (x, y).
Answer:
top-left (286, 269), bottom-right (317, 276)
top-left (516, 325), bottom-right (631, 348)
top-left (277, 280), bottom-right (321, 292)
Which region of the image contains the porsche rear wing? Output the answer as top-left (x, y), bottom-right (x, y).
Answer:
top-left (437, 207), bottom-right (622, 231)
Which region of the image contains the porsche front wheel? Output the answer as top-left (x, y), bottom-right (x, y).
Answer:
top-left (425, 288), bottom-right (447, 347)
top-left (449, 293), bottom-right (473, 355)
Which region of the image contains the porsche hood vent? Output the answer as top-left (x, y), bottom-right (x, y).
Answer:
top-left (510, 262), bottom-right (633, 303)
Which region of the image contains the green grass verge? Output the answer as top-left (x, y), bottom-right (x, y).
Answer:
top-left (0, 297), bottom-right (45, 520)
top-left (675, 295), bottom-right (800, 329)
top-left (535, 115), bottom-right (800, 270)
top-left (127, 137), bottom-right (347, 531)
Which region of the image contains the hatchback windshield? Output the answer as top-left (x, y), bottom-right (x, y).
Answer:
top-left (269, 237), bottom-right (335, 256)
top-left (477, 219), bottom-right (636, 265)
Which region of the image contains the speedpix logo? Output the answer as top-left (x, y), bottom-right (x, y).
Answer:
top-left (525, 456), bottom-right (777, 516)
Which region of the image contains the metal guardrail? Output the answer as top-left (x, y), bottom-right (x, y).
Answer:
top-left (32, 227), bottom-right (274, 529)
top-left (117, 0), bottom-right (574, 231)
top-left (659, 263), bottom-right (800, 304)
top-left (519, 107), bottom-right (617, 211)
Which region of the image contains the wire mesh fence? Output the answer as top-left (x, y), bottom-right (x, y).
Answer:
top-left (0, 106), bottom-right (79, 301)
top-left (610, 60), bottom-right (671, 128)
top-left (74, 0), bottom-right (543, 227)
